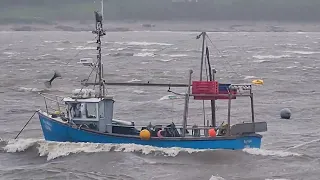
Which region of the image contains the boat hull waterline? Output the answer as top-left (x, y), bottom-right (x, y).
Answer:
top-left (38, 112), bottom-right (262, 150)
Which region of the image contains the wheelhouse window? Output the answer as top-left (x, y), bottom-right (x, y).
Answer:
top-left (86, 103), bottom-right (97, 118)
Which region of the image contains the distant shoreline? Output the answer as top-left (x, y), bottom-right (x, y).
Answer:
top-left (1, 20), bottom-right (320, 32)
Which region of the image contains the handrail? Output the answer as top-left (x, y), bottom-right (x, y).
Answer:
top-left (190, 93), bottom-right (251, 97)
top-left (39, 92), bottom-right (66, 99)
top-left (39, 92), bottom-right (66, 114)
top-left (38, 93), bottom-right (64, 104)
top-left (105, 124), bottom-right (218, 130)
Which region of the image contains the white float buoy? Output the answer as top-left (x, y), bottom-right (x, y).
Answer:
top-left (280, 108), bottom-right (291, 119)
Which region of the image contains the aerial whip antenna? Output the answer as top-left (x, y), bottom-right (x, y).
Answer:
top-left (101, 0), bottom-right (104, 20)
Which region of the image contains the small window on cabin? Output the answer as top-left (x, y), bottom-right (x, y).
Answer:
top-left (99, 102), bottom-right (104, 118)
top-left (71, 103), bottom-right (81, 118)
top-left (86, 103), bottom-right (97, 118)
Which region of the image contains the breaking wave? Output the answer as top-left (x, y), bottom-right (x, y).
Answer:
top-left (127, 78), bottom-right (142, 82)
top-left (16, 87), bottom-right (46, 93)
top-left (75, 46), bottom-right (96, 50)
top-left (159, 94), bottom-right (183, 100)
top-left (160, 54), bottom-right (189, 57)
top-left (55, 48), bottom-right (65, 51)
top-left (253, 55), bottom-right (290, 59)
top-left (243, 75), bottom-right (257, 80)
top-left (114, 41), bottom-right (173, 46)
top-left (253, 59), bottom-right (272, 63)
top-left (242, 148), bottom-right (302, 157)
top-left (1, 138), bottom-right (205, 161)
top-left (0, 139), bottom-right (304, 161)
top-left (209, 175), bottom-right (225, 180)
top-left (133, 52), bottom-right (155, 57)
top-left (44, 40), bottom-right (71, 44)
top-left (285, 50), bottom-right (320, 55)
top-left (108, 52), bottom-right (155, 57)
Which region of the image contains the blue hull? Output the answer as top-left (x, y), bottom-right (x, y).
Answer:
top-left (38, 112), bottom-right (262, 150)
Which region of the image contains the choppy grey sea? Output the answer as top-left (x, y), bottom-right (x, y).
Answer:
top-left (0, 22), bottom-right (320, 180)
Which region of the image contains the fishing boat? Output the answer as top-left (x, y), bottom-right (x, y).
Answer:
top-left (35, 8), bottom-right (267, 150)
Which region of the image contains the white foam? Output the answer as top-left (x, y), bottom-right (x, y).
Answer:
top-left (3, 138), bottom-right (39, 153)
top-left (157, 59), bottom-right (173, 62)
top-left (285, 51), bottom-right (320, 55)
top-left (17, 87), bottom-right (44, 93)
top-left (109, 52), bottom-right (134, 57)
top-left (253, 55), bottom-right (290, 59)
top-left (209, 175), bottom-right (225, 180)
top-left (243, 76), bottom-right (256, 80)
top-left (44, 40), bottom-right (57, 43)
top-left (55, 48), bottom-right (65, 51)
top-left (3, 51), bottom-right (17, 55)
top-left (133, 52), bottom-right (155, 57)
top-left (133, 90), bottom-right (146, 94)
top-left (44, 40), bottom-right (71, 44)
top-left (115, 41), bottom-right (173, 46)
top-left (243, 148), bottom-right (302, 157)
top-left (286, 138), bottom-right (320, 150)
top-left (3, 139), bottom-right (305, 161)
top-left (40, 54), bottom-right (52, 57)
top-left (286, 66), bottom-right (297, 69)
top-left (75, 46), bottom-right (96, 50)
top-left (141, 49), bottom-right (158, 52)
top-left (160, 54), bottom-right (188, 58)
top-left (127, 78), bottom-right (142, 82)
top-left (159, 94), bottom-right (183, 101)
top-left (109, 48), bottom-right (126, 51)
top-left (253, 59), bottom-right (271, 63)
top-left (168, 54), bottom-right (188, 57)
top-left (3, 139), bottom-right (205, 161)
top-left (275, 43), bottom-right (297, 46)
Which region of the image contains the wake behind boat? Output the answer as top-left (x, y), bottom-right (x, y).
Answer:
top-left (35, 8), bottom-right (267, 150)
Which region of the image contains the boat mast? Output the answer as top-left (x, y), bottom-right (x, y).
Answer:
top-left (93, 8), bottom-right (106, 97)
top-left (197, 32), bottom-right (216, 127)
top-left (198, 32), bottom-right (206, 81)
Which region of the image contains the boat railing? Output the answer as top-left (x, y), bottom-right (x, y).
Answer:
top-left (38, 92), bottom-right (66, 115)
top-left (102, 123), bottom-right (228, 137)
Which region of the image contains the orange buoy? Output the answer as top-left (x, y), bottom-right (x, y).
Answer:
top-left (140, 129), bottom-right (151, 140)
top-left (208, 128), bottom-right (216, 137)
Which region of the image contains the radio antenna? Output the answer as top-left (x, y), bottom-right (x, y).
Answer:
top-left (101, 0), bottom-right (104, 19)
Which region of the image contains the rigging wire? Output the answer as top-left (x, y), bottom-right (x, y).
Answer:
top-left (75, 59), bottom-right (99, 100)
top-left (205, 34), bottom-right (243, 77)
top-left (64, 38), bottom-right (98, 66)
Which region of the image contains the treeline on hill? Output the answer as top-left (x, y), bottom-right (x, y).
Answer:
top-left (1, 0), bottom-right (320, 24)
